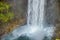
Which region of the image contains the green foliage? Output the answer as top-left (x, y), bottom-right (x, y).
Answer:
top-left (0, 2), bottom-right (14, 23)
top-left (6, 12), bottom-right (14, 20)
top-left (0, 2), bottom-right (10, 11)
top-left (0, 13), bottom-right (14, 22)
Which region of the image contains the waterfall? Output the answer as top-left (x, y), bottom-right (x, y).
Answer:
top-left (2, 0), bottom-right (55, 40)
top-left (27, 0), bottom-right (45, 26)
top-left (26, 0), bottom-right (55, 40)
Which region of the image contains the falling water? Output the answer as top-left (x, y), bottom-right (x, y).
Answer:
top-left (27, 0), bottom-right (45, 26)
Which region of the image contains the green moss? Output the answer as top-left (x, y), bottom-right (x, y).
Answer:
top-left (0, 2), bottom-right (14, 23)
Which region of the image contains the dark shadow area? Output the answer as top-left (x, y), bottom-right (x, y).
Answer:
top-left (15, 35), bottom-right (31, 40)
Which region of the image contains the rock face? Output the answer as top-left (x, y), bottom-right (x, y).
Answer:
top-left (8, 0), bottom-right (28, 19)
top-left (50, 0), bottom-right (60, 39)
top-left (0, 0), bottom-right (28, 37)
top-left (55, 0), bottom-right (60, 39)
top-left (44, 0), bottom-right (57, 26)
top-left (44, 0), bottom-right (60, 39)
